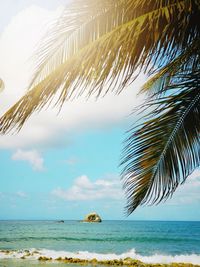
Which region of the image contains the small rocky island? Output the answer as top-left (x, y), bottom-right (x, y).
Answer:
top-left (83, 212), bottom-right (102, 223)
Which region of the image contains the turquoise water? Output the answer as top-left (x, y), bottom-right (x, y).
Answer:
top-left (0, 220), bottom-right (200, 265)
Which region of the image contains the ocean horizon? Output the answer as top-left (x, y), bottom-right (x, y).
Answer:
top-left (1, 219), bottom-right (200, 226)
top-left (0, 220), bottom-right (200, 266)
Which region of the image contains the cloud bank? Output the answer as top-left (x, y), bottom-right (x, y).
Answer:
top-left (52, 175), bottom-right (123, 201)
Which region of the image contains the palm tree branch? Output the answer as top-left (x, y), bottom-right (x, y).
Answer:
top-left (121, 70), bottom-right (200, 214)
top-left (140, 38), bottom-right (200, 96)
top-left (30, 0), bottom-right (119, 88)
top-left (31, 0), bottom-right (163, 88)
top-left (30, 0), bottom-right (195, 90)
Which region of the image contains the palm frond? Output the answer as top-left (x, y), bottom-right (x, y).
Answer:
top-left (121, 69), bottom-right (200, 215)
top-left (32, 0), bottom-right (168, 88)
top-left (32, 0), bottom-right (200, 89)
top-left (32, 0), bottom-right (197, 87)
top-left (30, 0), bottom-right (117, 88)
top-left (140, 38), bottom-right (200, 96)
top-left (1, 0), bottom-right (199, 133)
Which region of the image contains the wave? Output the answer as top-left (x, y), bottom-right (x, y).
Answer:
top-left (0, 248), bottom-right (200, 265)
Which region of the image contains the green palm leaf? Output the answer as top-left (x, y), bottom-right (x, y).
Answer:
top-left (140, 39), bottom-right (200, 96)
top-left (121, 70), bottom-right (200, 214)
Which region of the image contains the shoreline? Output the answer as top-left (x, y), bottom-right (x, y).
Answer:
top-left (0, 250), bottom-right (200, 267)
top-left (1, 257), bottom-right (200, 267)
top-left (37, 256), bottom-right (200, 267)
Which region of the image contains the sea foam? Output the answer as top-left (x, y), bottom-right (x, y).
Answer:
top-left (0, 248), bottom-right (200, 265)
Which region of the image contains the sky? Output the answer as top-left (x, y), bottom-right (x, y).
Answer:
top-left (0, 1), bottom-right (199, 221)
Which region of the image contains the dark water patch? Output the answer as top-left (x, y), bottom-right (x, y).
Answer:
top-left (0, 235), bottom-right (199, 243)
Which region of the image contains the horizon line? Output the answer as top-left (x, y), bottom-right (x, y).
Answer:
top-left (0, 219), bottom-right (199, 222)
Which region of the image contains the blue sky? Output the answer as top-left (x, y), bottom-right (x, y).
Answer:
top-left (0, 1), bottom-right (200, 221)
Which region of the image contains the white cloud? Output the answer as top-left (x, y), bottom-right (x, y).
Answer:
top-left (0, 5), bottom-right (146, 150)
top-left (11, 149), bottom-right (44, 171)
top-left (16, 191), bottom-right (28, 198)
top-left (52, 174), bottom-right (123, 201)
top-left (52, 170), bottom-right (200, 205)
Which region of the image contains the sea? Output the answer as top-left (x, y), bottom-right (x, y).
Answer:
top-left (0, 220), bottom-right (200, 266)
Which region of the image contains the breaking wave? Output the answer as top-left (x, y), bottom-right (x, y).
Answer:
top-left (0, 248), bottom-right (200, 264)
